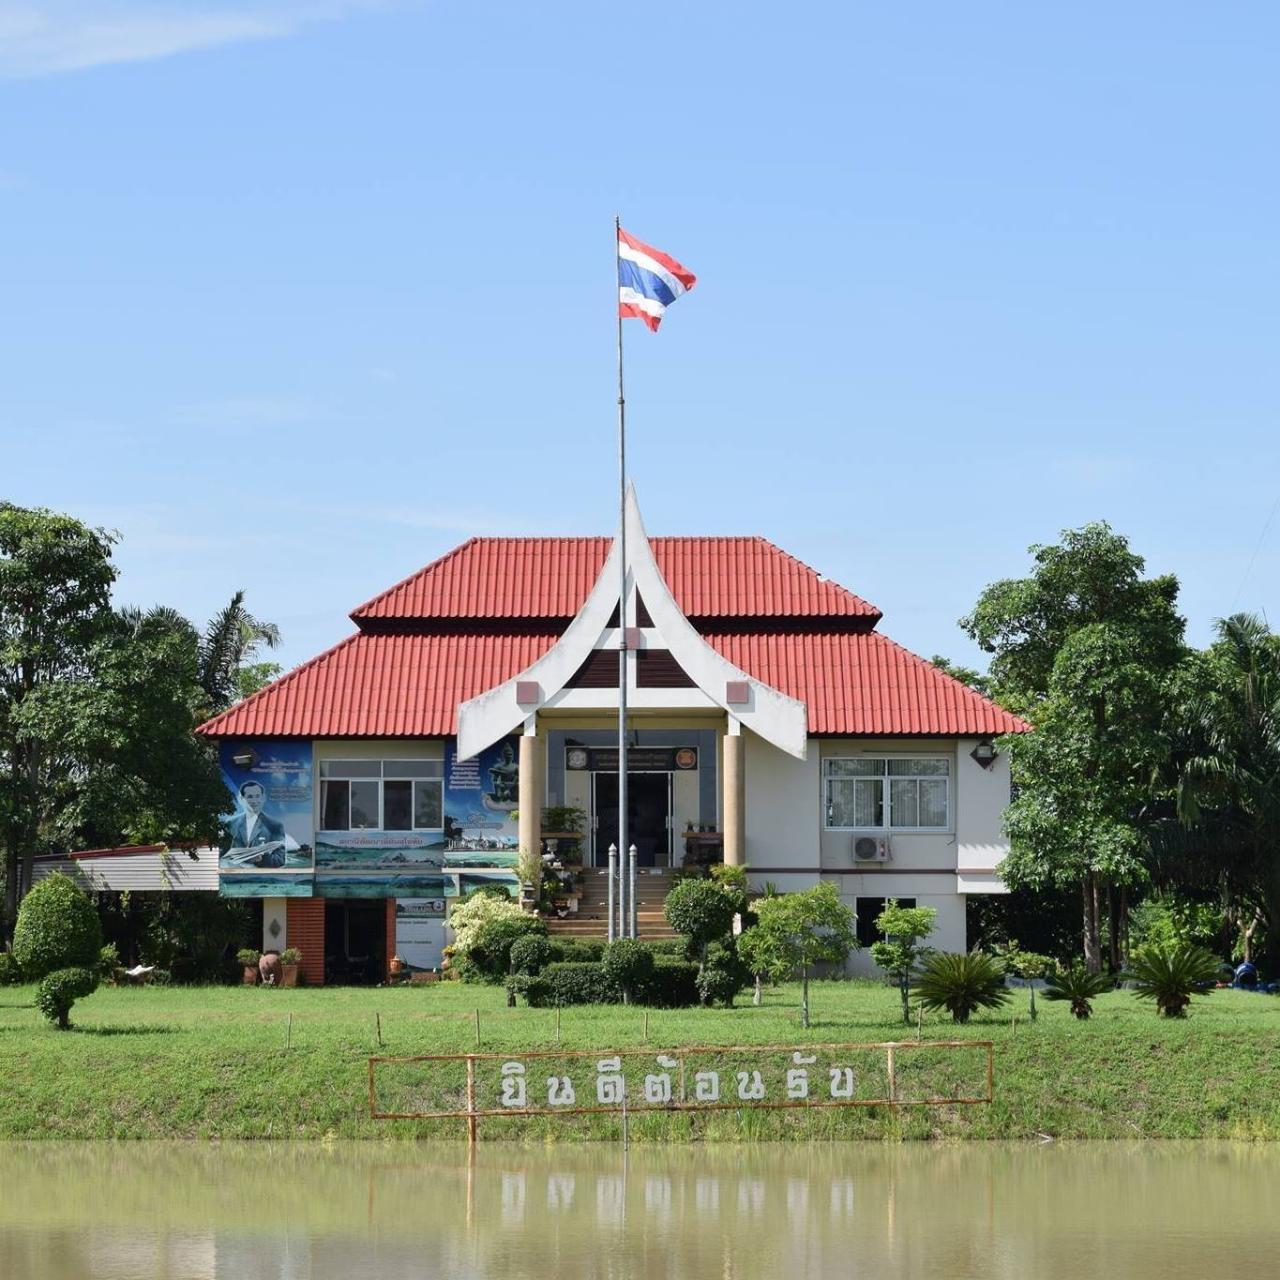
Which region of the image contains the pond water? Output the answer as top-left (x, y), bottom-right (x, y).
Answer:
top-left (1, 1141), bottom-right (1277, 1279)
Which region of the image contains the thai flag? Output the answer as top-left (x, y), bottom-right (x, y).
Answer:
top-left (617, 227), bottom-right (697, 332)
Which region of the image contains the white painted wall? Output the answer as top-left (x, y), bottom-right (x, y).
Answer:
top-left (742, 731), bottom-right (820, 874)
top-left (954, 738), bottom-right (1011, 894)
top-left (821, 873), bottom-right (966, 976)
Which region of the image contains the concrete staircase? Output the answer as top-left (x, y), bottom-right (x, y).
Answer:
top-left (544, 867), bottom-right (678, 940)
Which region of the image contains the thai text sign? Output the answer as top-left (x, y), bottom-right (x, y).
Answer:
top-left (369, 1042), bottom-right (993, 1130)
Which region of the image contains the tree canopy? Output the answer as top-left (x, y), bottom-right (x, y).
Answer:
top-left (962, 522), bottom-right (1186, 971)
top-left (0, 501), bottom-right (279, 936)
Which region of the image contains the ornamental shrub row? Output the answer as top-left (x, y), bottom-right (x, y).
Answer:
top-left (513, 955), bottom-right (701, 1008)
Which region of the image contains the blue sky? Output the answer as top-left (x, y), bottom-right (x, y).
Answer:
top-left (3, 2), bottom-right (1277, 674)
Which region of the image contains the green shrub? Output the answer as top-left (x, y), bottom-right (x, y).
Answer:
top-left (664, 878), bottom-right (744, 956)
top-left (695, 945), bottom-right (748, 1007)
top-left (1124, 943), bottom-right (1221, 1017)
top-left (0, 952), bottom-right (23, 985)
top-left (509, 934), bottom-right (553, 976)
top-left (1043, 964), bottom-right (1113, 1019)
top-left (644, 957), bottom-right (699, 1007)
top-left (527, 962), bottom-right (621, 1007)
top-left (35, 967), bottom-right (98, 1029)
top-left (96, 943), bottom-right (120, 983)
top-left (12, 874), bottom-right (103, 979)
top-left (280, 948), bottom-right (302, 966)
top-left (602, 939), bottom-right (656, 1004)
top-left (912, 951), bottom-right (1010, 1024)
top-left (548, 938), bottom-right (607, 964)
top-left (236, 949), bottom-right (261, 968)
top-left (708, 863), bottom-right (749, 891)
top-left (448, 893), bottom-right (546, 983)
top-left (647, 937), bottom-right (692, 959)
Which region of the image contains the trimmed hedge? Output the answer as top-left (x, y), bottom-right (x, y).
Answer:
top-left (516, 956), bottom-right (700, 1008)
top-left (509, 934), bottom-right (553, 976)
top-left (648, 957), bottom-right (699, 1008)
top-left (0, 952), bottom-right (22, 986)
top-left (547, 938), bottom-right (607, 964)
top-left (35, 967), bottom-right (98, 1030)
top-left (548, 937), bottom-right (690, 964)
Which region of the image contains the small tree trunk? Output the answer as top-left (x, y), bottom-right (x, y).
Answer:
top-left (899, 971), bottom-right (910, 1025)
top-left (801, 965), bottom-right (810, 1029)
top-left (1082, 874), bottom-right (1102, 975)
top-left (753, 974), bottom-right (762, 1007)
top-left (2, 848), bottom-right (16, 941)
top-left (1107, 882), bottom-right (1121, 973)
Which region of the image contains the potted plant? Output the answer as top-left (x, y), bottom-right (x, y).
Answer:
top-left (279, 947), bottom-right (302, 988)
top-left (237, 948), bottom-right (261, 985)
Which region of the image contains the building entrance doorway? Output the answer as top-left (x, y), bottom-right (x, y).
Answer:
top-left (593, 771), bottom-right (671, 867)
top-left (324, 899), bottom-right (386, 985)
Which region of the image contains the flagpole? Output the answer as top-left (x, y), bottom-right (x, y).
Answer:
top-left (615, 214), bottom-right (630, 938)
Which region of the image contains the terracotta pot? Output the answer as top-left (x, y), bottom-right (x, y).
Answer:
top-left (259, 951), bottom-right (282, 986)
top-left (242, 966), bottom-right (259, 986)
top-left (280, 963), bottom-right (300, 988)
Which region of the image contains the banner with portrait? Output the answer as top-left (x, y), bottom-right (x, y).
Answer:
top-left (443, 736), bottom-right (521, 869)
top-left (217, 740), bottom-right (315, 897)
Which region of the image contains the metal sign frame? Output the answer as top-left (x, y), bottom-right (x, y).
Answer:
top-left (369, 1040), bottom-right (994, 1141)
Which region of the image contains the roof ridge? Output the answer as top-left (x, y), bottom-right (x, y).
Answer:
top-left (197, 631), bottom-right (363, 736)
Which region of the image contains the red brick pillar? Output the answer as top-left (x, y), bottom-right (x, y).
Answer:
top-left (286, 897), bottom-right (326, 986)
top-left (385, 897), bottom-right (398, 981)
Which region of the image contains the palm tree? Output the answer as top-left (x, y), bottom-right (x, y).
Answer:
top-left (117, 592), bottom-right (280, 717)
top-left (198, 591), bottom-right (281, 714)
top-left (1174, 613), bottom-right (1280, 973)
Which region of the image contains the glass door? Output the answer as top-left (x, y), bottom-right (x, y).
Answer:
top-left (592, 772), bottom-right (672, 867)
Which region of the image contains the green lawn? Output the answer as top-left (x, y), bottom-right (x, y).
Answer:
top-left (2, 979), bottom-right (1279, 1141)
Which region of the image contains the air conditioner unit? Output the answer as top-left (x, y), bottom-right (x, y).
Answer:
top-left (852, 835), bottom-right (891, 863)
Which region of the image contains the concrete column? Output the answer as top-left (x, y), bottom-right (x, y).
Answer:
top-left (722, 720), bottom-right (745, 867)
top-left (262, 897), bottom-right (287, 952)
top-left (518, 726), bottom-right (543, 862)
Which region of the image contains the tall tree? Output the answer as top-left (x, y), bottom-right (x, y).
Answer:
top-left (0, 503), bottom-right (116, 928)
top-left (1170, 614), bottom-right (1280, 973)
top-left (962, 523), bottom-right (1185, 971)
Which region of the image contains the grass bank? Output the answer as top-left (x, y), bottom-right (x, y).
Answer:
top-left (1, 980), bottom-right (1278, 1140)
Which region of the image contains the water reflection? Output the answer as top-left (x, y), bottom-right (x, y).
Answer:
top-left (1, 1141), bottom-right (1278, 1279)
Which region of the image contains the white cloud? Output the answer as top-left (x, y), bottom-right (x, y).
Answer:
top-left (0, 2), bottom-right (404, 79)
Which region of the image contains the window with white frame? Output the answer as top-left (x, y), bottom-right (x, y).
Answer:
top-left (319, 759), bottom-right (444, 832)
top-left (823, 757), bottom-right (950, 830)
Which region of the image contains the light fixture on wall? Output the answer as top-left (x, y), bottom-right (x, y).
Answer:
top-left (970, 739), bottom-right (998, 770)
top-left (231, 748), bottom-right (256, 768)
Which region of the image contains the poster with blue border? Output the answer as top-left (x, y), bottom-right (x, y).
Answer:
top-left (218, 740), bottom-right (315, 897)
top-left (443, 736), bottom-right (521, 868)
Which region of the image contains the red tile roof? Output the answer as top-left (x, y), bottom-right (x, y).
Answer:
top-left (199, 628), bottom-right (1026, 740)
top-left (702, 632), bottom-right (1027, 737)
top-left (352, 536), bottom-right (880, 622)
top-left (198, 533), bottom-right (1025, 741)
top-left (199, 632), bottom-right (558, 739)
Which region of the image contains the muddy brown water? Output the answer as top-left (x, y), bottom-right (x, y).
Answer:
top-left (1, 1141), bottom-right (1277, 1278)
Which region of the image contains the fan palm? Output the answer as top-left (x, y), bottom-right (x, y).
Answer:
top-left (1043, 964), bottom-right (1113, 1019)
top-left (911, 951), bottom-right (1010, 1024)
top-left (1123, 943), bottom-right (1221, 1017)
